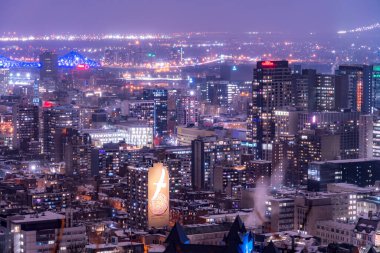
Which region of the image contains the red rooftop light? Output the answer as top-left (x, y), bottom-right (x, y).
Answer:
top-left (262, 61), bottom-right (275, 67)
top-left (42, 101), bottom-right (55, 108)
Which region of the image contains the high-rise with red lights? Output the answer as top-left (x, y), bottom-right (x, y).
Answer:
top-left (247, 60), bottom-right (292, 160)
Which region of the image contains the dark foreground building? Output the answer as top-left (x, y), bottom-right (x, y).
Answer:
top-left (164, 216), bottom-right (253, 253)
top-left (308, 158), bottom-right (380, 191)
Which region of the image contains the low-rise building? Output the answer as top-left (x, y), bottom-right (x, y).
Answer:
top-left (0, 211), bottom-right (86, 253)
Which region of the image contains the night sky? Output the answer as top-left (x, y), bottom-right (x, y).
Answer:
top-left (0, 0), bottom-right (379, 35)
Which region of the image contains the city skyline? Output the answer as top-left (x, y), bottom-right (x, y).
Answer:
top-left (2, 1), bottom-right (380, 253)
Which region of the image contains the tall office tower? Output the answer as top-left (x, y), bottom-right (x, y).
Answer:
top-left (336, 65), bottom-right (373, 114)
top-left (39, 52), bottom-right (58, 81)
top-left (39, 52), bottom-right (59, 93)
top-left (200, 80), bottom-right (239, 110)
top-left (42, 104), bottom-right (79, 162)
top-left (247, 60), bottom-right (292, 160)
top-left (293, 129), bottom-right (341, 186)
top-left (12, 102), bottom-right (40, 155)
top-left (143, 89), bottom-right (168, 141)
top-left (176, 92), bottom-right (199, 126)
top-left (272, 134), bottom-right (296, 186)
top-left (372, 65), bottom-right (380, 110)
top-left (91, 143), bottom-right (120, 177)
top-left (62, 128), bottom-right (92, 177)
top-left (272, 108), bottom-right (301, 186)
top-left (191, 136), bottom-right (241, 190)
top-left (316, 74), bottom-right (336, 111)
top-left (200, 78), bottom-right (217, 103)
top-left (373, 117), bottom-right (380, 158)
top-left (299, 111), bottom-right (360, 159)
top-left (291, 69), bottom-right (317, 111)
top-left (315, 74), bottom-right (350, 112)
top-left (359, 115), bottom-right (374, 158)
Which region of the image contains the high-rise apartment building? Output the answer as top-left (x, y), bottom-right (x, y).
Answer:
top-left (13, 102), bottom-right (40, 155)
top-left (143, 89), bottom-right (168, 141)
top-left (247, 60), bottom-right (292, 160)
top-left (42, 104), bottom-right (79, 162)
top-left (191, 136), bottom-right (241, 190)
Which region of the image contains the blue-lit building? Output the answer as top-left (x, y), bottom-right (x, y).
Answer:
top-left (372, 65), bottom-right (380, 110)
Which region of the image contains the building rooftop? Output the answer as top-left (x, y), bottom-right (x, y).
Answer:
top-left (184, 223), bottom-right (232, 235)
top-left (85, 241), bottom-right (143, 249)
top-left (10, 211), bottom-right (65, 224)
top-left (312, 158), bottom-right (380, 165)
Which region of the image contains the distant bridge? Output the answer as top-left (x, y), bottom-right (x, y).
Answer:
top-left (0, 51), bottom-right (100, 69)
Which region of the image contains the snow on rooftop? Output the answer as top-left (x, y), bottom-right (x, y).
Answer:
top-left (11, 211), bottom-right (65, 224)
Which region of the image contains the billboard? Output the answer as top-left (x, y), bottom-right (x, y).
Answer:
top-left (148, 163), bottom-right (169, 228)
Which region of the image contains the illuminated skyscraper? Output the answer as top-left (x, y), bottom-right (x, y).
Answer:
top-left (373, 117), bottom-right (380, 158)
top-left (299, 111), bottom-right (360, 159)
top-left (91, 143), bottom-right (121, 177)
top-left (13, 102), bottom-right (40, 154)
top-left (191, 136), bottom-right (241, 190)
top-left (372, 65), bottom-right (380, 110)
top-left (143, 88), bottom-right (168, 142)
top-left (316, 74), bottom-right (336, 111)
top-left (291, 69), bottom-right (317, 111)
top-left (336, 65), bottom-right (373, 114)
top-left (247, 60), bottom-right (292, 160)
top-left (359, 115), bottom-right (374, 159)
top-left (42, 104), bottom-right (79, 162)
top-left (62, 128), bottom-right (92, 177)
top-left (176, 91), bottom-right (199, 126)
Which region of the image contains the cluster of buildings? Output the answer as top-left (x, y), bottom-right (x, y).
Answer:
top-left (1, 51), bottom-right (380, 253)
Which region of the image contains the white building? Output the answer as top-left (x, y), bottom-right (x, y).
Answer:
top-left (315, 220), bottom-right (355, 245)
top-left (84, 123), bottom-right (153, 148)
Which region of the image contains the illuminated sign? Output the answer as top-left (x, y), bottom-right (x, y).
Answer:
top-left (148, 163), bottom-right (169, 228)
top-left (42, 101), bottom-right (55, 108)
top-left (261, 61), bottom-right (275, 67)
top-left (77, 64), bottom-right (89, 70)
top-left (312, 115), bottom-right (317, 124)
top-left (374, 66), bottom-right (380, 72)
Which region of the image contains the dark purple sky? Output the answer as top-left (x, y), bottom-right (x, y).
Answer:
top-left (0, 0), bottom-right (379, 35)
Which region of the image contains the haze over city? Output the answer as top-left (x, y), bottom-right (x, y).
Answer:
top-left (0, 1), bottom-right (380, 253)
top-left (1, 0), bottom-right (379, 34)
